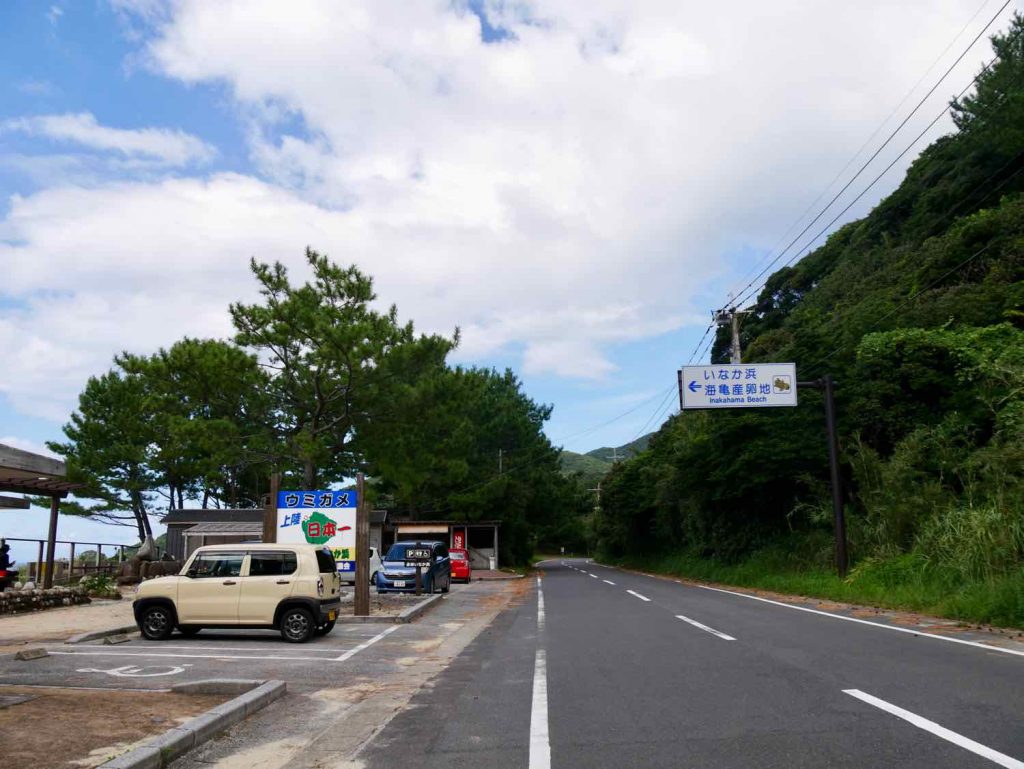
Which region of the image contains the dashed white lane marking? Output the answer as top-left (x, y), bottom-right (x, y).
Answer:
top-left (603, 579), bottom-right (616, 585)
top-left (626, 590), bottom-right (651, 602)
top-left (699, 584), bottom-right (1024, 659)
top-left (530, 575), bottom-right (551, 769)
top-left (335, 625), bottom-right (400, 662)
top-left (675, 614), bottom-right (736, 641)
top-left (588, 573), bottom-right (598, 579)
top-left (843, 689), bottom-right (1024, 769)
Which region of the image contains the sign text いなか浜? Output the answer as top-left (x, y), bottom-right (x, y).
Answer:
top-left (276, 489), bottom-right (358, 573)
top-left (679, 363), bottom-right (798, 410)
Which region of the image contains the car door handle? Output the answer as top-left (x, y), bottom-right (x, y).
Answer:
top-left (275, 580), bottom-right (290, 585)
top-left (222, 580), bottom-right (237, 585)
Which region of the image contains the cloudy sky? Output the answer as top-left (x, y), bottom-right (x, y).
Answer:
top-left (0, 0), bottom-right (1016, 553)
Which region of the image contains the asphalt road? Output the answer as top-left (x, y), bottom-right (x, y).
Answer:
top-left (362, 559), bottom-right (1024, 769)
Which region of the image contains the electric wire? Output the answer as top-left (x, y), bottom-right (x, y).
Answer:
top-left (720, 0), bottom-right (1000, 307)
top-left (723, 0), bottom-right (1013, 312)
top-left (799, 160), bottom-right (1024, 379)
top-left (731, 51), bottom-right (1003, 311)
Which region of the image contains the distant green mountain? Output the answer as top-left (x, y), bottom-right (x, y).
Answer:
top-left (560, 433), bottom-right (654, 485)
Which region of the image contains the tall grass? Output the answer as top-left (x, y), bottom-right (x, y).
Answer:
top-left (611, 545), bottom-right (1024, 629)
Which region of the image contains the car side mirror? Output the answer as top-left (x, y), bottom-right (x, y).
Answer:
top-left (186, 568), bottom-right (198, 578)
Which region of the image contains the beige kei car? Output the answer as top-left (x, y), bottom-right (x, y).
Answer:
top-left (133, 543), bottom-right (343, 643)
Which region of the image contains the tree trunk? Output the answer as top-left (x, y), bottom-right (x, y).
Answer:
top-left (177, 486), bottom-right (184, 510)
top-left (303, 459), bottom-right (316, 489)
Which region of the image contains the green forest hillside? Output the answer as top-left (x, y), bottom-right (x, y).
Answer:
top-left (597, 18), bottom-right (1024, 627)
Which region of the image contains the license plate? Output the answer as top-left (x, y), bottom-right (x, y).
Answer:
top-left (328, 610), bottom-right (336, 621)
top-left (393, 580), bottom-right (406, 587)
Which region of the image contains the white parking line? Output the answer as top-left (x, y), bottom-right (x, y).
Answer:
top-left (49, 650), bottom-right (331, 662)
top-left (843, 690), bottom-right (1024, 768)
top-left (699, 585), bottom-right (1024, 659)
top-left (675, 615), bottom-right (736, 641)
top-left (603, 580), bottom-right (616, 586)
top-left (626, 590), bottom-right (651, 602)
top-left (530, 575), bottom-right (550, 769)
top-left (69, 644), bottom-right (343, 654)
top-left (335, 625), bottom-right (400, 662)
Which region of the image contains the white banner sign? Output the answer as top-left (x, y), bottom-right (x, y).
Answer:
top-left (679, 363), bottom-right (797, 410)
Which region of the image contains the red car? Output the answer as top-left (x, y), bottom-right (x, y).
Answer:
top-left (449, 548), bottom-right (472, 583)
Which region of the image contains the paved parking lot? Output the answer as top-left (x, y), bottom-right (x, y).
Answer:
top-left (0, 623), bottom-right (403, 690)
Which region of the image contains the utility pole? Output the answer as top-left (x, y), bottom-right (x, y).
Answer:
top-left (607, 447), bottom-right (623, 463)
top-left (498, 449), bottom-right (503, 475)
top-left (714, 307), bottom-right (748, 364)
top-left (587, 482), bottom-right (602, 511)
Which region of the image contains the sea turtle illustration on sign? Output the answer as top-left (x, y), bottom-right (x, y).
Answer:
top-left (773, 376), bottom-right (792, 393)
top-left (301, 511), bottom-right (352, 545)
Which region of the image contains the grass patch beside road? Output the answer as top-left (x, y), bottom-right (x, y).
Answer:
top-left (607, 549), bottom-right (1024, 630)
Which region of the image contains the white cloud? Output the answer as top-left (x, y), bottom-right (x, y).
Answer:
top-left (0, 0), bottom-right (1002, 421)
top-left (2, 112), bottom-right (215, 166)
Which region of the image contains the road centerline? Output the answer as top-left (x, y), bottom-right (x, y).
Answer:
top-left (675, 614), bottom-right (736, 641)
top-left (602, 579), bottom-right (616, 585)
top-left (843, 689), bottom-right (1024, 768)
top-left (530, 575), bottom-right (551, 769)
top-left (626, 589), bottom-right (651, 602)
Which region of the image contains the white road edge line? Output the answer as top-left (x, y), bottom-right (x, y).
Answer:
top-left (531, 576), bottom-right (551, 769)
top-left (843, 689), bottom-right (1024, 769)
top-left (675, 614), bottom-right (736, 641)
top-left (603, 579), bottom-right (616, 586)
top-left (626, 590), bottom-right (651, 602)
top-left (698, 584), bottom-right (1024, 658)
top-left (335, 625), bottom-right (400, 662)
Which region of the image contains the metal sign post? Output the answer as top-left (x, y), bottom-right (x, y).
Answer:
top-left (355, 473), bottom-right (370, 617)
top-left (801, 376), bottom-right (849, 578)
top-left (678, 362), bottom-right (848, 577)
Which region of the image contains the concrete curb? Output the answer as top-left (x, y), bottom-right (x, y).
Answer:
top-left (66, 625), bottom-right (139, 645)
top-left (333, 592), bottom-right (444, 624)
top-left (396, 592), bottom-right (444, 623)
top-left (98, 680), bottom-right (286, 769)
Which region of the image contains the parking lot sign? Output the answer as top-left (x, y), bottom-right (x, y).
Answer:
top-left (679, 363), bottom-right (798, 410)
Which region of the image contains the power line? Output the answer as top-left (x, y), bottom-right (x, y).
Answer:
top-left (724, 0), bottom-right (1013, 312)
top-left (800, 160), bottom-right (1024, 378)
top-left (720, 0), bottom-right (1000, 307)
top-left (731, 49), bottom-right (1005, 310)
top-left (684, 321), bottom-right (715, 365)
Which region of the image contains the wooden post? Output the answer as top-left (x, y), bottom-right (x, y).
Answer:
top-left (44, 496), bottom-right (59, 589)
top-left (354, 473), bottom-right (370, 616)
top-left (35, 540), bottom-right (43, 582)
top-left (263, 472), bottom-right (280, 544)
top-left (69, 542), bottom-right (75, 580)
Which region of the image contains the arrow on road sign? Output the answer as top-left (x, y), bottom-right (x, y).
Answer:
top-left (688, 380), bottom-right (700, 393)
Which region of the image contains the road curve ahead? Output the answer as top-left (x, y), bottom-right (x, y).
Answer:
top-left (361, 559), bottom-right (1023, 769)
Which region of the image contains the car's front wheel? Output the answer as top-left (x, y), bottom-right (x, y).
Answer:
top-left (279, 607), bottom-right (314, 643)
top-left (140, 605), bottom-right (174, 641)
top-left (315, 618), bottom-right (337, 636)
top-left (441, 575), bottom-right (450, 593)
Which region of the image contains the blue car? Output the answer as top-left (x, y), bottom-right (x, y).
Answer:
top-left (376, 541), bottom-right (451, 594)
